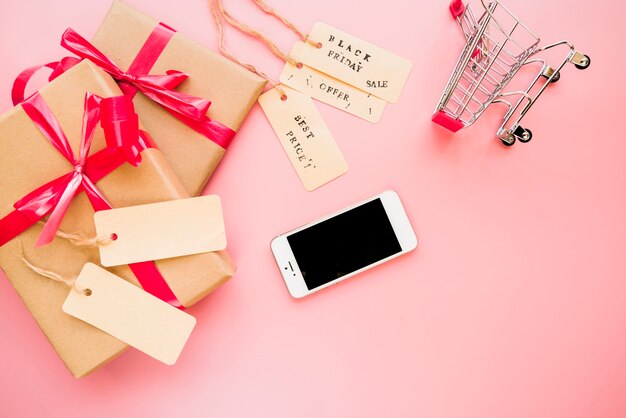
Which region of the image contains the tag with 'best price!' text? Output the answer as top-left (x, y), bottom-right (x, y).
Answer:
top-left (289, 22), bottom-right (412, 103)
top-left (259, 86), bottom-right (348, 191)
top-left (63, 263), bottom-right (196, 365)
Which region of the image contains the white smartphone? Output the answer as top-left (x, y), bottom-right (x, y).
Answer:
top-left (271, 190), bottom-right (417, 298)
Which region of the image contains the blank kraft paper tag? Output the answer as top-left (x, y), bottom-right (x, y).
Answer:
top-left (63, 263), bottom-right (196, 365)
top-left (289, 22), bottom-right (412, 103)
top-left (258, 86), bottom-right (348, 191)
top-left (280, 55), bottom-right (386, 123)
top-left (94, 195), bottom-right (226, 267)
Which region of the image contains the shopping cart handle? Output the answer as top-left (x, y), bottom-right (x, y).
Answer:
top-left (449, 0), bottom-right (466, 18)
top-left (432, 111), bottom-right (465, 132)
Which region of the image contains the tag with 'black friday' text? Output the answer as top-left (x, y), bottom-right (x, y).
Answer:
top-left (289, 22), bottom-right (412, 103)
top-left (258, 86), bottom-right (348, 191)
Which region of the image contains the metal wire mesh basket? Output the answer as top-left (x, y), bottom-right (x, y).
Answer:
top-left (433, 0), bottom-right (590, 146)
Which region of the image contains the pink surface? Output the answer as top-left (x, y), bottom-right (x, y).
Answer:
top-left (1, 0), bottom-right (625, 417)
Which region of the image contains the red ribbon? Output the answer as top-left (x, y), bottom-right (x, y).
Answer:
top-left (12, 25), bottom-right (236, 149)
top-left (61, 28), bottom-right (210, 121)
top-left (11, 58), bottom-right (81, 106)
top-left (0, 93), bottom-right (182, 308)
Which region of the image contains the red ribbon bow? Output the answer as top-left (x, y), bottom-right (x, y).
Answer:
top-left (0, 92), bottom-right (182, 307)
top-left (16, 93), bottom-right (142, 247)
top-left (60, 28), bottom-right (211, 122)
top-left (12, 25), bottom-right (236, 149)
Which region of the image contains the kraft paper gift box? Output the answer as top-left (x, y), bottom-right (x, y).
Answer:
top-left (91, 0), bottom-right (266, 196)
top-left (0, 60), bottom-right (235, 378)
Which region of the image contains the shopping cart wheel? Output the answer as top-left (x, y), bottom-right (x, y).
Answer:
top-left (542, 71), bottom-right (560, 83)
top-left (513, 126), bottom-right (532, 143)
top-left (574, 55), bottom-right (591, 70)
top-left (501, 135), bottom-right (515, 146)
top-left (542, 68), bottom-right (560, 83)
top-left (518, 128), bottom-right (533, 143)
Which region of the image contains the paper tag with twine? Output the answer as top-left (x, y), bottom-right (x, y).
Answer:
top-left (63, 263), bottom-right (196, 365)
top-left (210, 0), bottom-right (348, 191)
top-left (258, 86), bottom-right (348, 191)
top-left (279, 54), bottom-right (386, 123)
top-left (288, 22), bottom-right (413, 104)
top-left (93, 195), bottom-right (226, 267)
top-left (20, 245), bottom-right (195, 366)
top-left (210, 0), bottom-right (388, 122)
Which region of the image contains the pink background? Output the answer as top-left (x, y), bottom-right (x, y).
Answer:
top-left (1, 0), bottom-right (625, 417)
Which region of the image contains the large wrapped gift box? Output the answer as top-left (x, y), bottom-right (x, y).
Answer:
top-left (91, 1), bottom-right (266, 195)
top-left (0, 60), bottom-right (235, 378)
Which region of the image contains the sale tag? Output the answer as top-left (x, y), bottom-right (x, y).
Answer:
top-left (289, 22), bottom-right (412, 103)
top-left (259, 86), bottom-right (348, 191)
top-left (94, 195), bottom-right (226, 267)
top-left (280, 57), bottom-right (386, 123)
top-left (63, 263), bottom-right (196, 365)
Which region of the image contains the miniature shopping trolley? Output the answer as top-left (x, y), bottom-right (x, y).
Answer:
top-left (432, 0), bottom-right (590, 146)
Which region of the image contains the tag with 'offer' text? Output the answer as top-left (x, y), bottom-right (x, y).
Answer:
top-left (280, 54), bottom-right (386, 123)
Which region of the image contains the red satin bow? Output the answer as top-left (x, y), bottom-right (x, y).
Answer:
top-left (59, 27), bottom-right (236, 148)
top-left (12, 25), bottom-right (236, 149)
top-left (61, 28), bottom-right (210, 122)
top-left (18, 93), bottom-right (113, 247)
top-left (0, 92), bottom-right (182, 307)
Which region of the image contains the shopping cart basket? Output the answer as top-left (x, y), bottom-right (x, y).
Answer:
top-left (432, 0), bottom-right (590, 146)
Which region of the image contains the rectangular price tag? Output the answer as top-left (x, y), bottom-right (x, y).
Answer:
top-left (258, 86), bottom-right (348, 191)
top-left (94, 195), bottom-right (226, 267)
top-left (289, 22), bottom-right (412, 103)
top-left (63, 263), bottom-right (196, 365)
top-left (280, 57), bottom-right (386, 123)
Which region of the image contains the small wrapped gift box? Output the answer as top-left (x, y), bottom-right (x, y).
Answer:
top-left (0, 60), bottom-right (235, 378)
top-left (89, 1), bottom-right (266, 195)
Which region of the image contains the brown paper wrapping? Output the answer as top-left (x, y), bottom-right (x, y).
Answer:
top-left (0, 60), bottom-right (235, 378)
top-left (92, 1), bottom-right (266, 196)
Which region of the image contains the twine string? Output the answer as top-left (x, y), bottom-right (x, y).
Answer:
top-left (55, 228), bottom-right (115, 247)
top-left (210, 0), bottom-right (287, 98)
top-left (37, 220), bottom-right (115, 247)
top-left (18, 240), bottom-right (91, 295)
top-left (214, 0), bottom-right (299, 66)
top-left (251, 0), bottom-right (322, 48)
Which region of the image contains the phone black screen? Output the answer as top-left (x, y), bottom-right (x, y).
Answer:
top-left (287, 198), bottom-right (402, 290)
